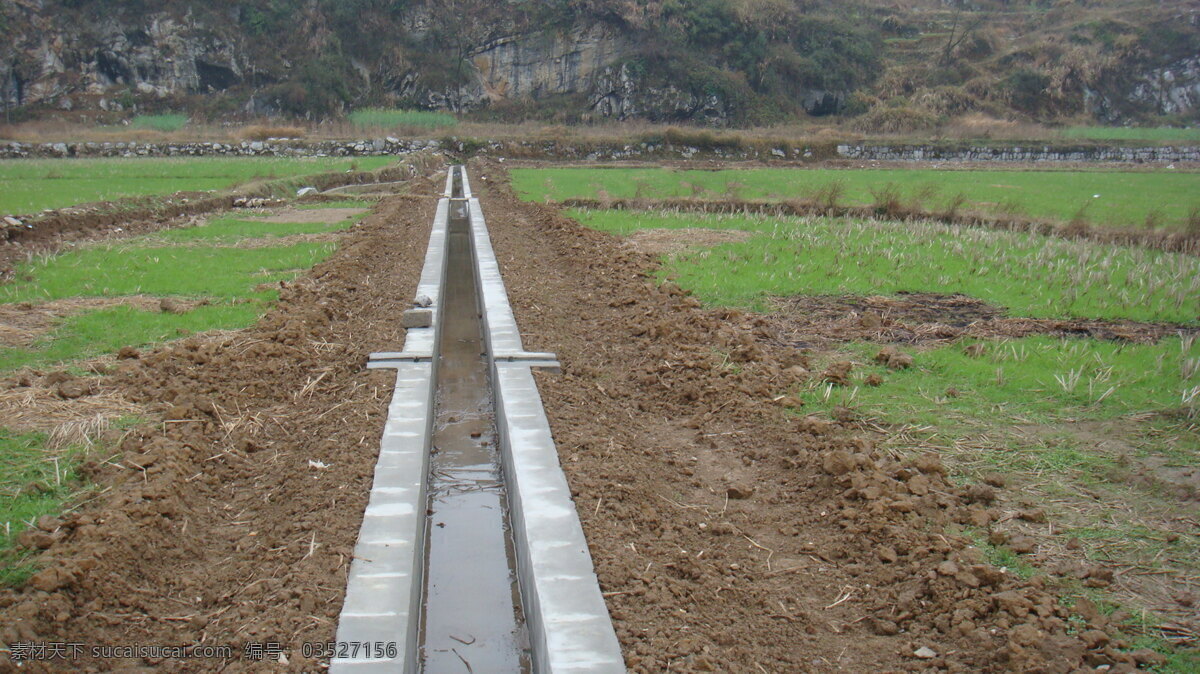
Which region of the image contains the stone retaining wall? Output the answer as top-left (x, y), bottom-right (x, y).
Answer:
top-left (0, 138), bottom-right (438, 159)
top-left (835, 144), bottom-right (1200, 163)
top-left (2, 138), bottom-right (1198, 163)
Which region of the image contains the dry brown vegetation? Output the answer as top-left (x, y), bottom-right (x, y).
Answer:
top-left (232, 125), bottom-right (307, 141)
top-left (0, 116), bottom-right (1137, 147)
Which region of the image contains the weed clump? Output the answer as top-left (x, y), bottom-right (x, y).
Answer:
top-left (870, 183), bottom-right (906, 218)
top-left (1063, 203), bottom-right (1092, 238)
top-left (810, 180), bottom-right (846, 210)
top-left (1186, 206), bottom-right (1200, 236)
top-left (851, 106), bottom-right (940, 134)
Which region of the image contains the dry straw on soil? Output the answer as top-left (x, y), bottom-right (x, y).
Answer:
top-left (0, 376), bottom-right (144, 449)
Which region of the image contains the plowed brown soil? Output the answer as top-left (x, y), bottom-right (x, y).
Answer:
top-left (254, 208), bottom-right (366, 224)
top-left (769, 293), bottom-right (1197, 348)
top-left (0, 184), bottom-right (438, 671)
top-left (622, 227), bottom-right (753, 255)
top-left (0, 162), bottom-right (1154, 672)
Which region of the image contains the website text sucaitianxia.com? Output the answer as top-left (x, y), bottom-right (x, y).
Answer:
top-left (3, 640), bottom-right (399, 663)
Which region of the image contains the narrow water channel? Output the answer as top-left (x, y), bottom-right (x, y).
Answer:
top-left (419, 173), bottom-right (529, 672)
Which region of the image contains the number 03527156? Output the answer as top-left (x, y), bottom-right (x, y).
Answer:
top-left (302, 642), bottom-right (399, 659)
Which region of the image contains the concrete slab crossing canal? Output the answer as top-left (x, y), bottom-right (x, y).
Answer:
top-left (333, 167), bottom-right (623, 673)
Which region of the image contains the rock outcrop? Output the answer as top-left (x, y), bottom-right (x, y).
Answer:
top-left (0, 0), bottom-right (1196, 124)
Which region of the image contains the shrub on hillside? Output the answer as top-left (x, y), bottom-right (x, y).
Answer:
top-left (851, 105), bottom-right (940, 134)
top-left (841, 92), bottom-right (879, 117)
top-left (912, 86), bottom-right (984, 116)
top-left (1004, 68), bottom-right (1051, 114)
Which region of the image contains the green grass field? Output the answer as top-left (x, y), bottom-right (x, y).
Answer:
top-left (800, 336), bottom-right (1199, 429)
top-left (0, 302), bottom-right (271, 373)
top-left (128, 114), bottom-right (189, 132)
top-left (1060, 126), bottom-right (1200, 143)
top-left (0, 202), bottom-right (366, 371)
top-left (572, 209), bottom-right (1200, 324)
top-left (0, 156), bottom-right (394, 214)
top-left (150, 213), bottom-right (359, 244)
top-left (516, 167), bottom-right (1200, 230)
top-left (0, 202), bottom-right (366, 584)
top-left (0, 429), bottom-right (87, 586)
top-left (1, 243), bottom-right (334, 304)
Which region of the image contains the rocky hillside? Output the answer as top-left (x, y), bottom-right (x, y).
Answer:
top-left (1, 0), bottom-right (1197, 126)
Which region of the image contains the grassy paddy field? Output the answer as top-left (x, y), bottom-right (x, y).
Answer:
top-left (563, 203), bottom-right (1200, 670)
top-left (0, 156), bottom-right (394, 214)
top-left (573, 209), bottom-right (1200, 324)
top-left (0, 201), bottom-right (369, 583)
top-left (515, 167), bottom-right (1200, 230)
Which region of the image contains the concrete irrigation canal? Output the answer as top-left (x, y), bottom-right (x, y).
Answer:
top-left (333, 167), bottom-right (624, 672)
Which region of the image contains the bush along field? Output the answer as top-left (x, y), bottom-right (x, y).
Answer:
top-left (516, 167), bottom-right (1200, 232)
top-left (0, 201), bottom-right (369, 585)
top-left (568, 205), bottom-right (1200, 670)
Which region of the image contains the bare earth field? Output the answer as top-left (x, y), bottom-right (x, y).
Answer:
top-left (0, 161), bottom-right (1192, 672)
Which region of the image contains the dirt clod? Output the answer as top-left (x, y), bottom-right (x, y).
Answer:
top-left (911, 453), bottom-right (946, 475)
top-left (965, 484), bottom-right (997, 504)
top-left (55, 379), bottom-right (93, 399)
top-left (36, 515), bottom-right (62, 532)
top-left (158, 297), bottom-right (189, 315)
top-left (1131, 648), bottom-right (1167, 667)
top-left (27, 567), bottom-right (73, 593)
top-left (820, 360), bottom-right (854, 385)
top-left (17, 530), bottom-right (57, 550)
top-left (1010, 536), bottom-right (1038, 554)
top-left (726, 483), bottom-right (755, 499)
top-left (872, 618), bottom-right (900, 635)
top-left (873, 346), bottom-right (913, 370)
top-left (823, 450), bottom-right (857, 476)
top-left (1019, 508), bottom-right (1048, 523)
